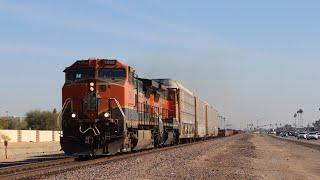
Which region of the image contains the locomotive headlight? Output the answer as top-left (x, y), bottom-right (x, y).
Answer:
top-left (104, 112), bottom-right (110, 118)
top-left (90, 87), bottom-right (95, 92)
top-left (71, 113), bottom-right (77, 118)
top-left (89, 82), bottom-right (95, 87)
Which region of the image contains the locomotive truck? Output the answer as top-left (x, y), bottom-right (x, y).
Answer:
top-left (60, 59), bottom-right (219, 157)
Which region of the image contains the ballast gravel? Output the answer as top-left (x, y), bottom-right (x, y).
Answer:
top-left (46, 134), bottom-right (256, 180)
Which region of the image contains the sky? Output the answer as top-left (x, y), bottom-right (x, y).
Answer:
top-left (0, 0), bottom-right (320, 129)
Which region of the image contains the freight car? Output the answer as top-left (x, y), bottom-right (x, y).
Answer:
top-left (60, 59), bottom-right (220, 157)
top-left (206, 105), bottom-right (219, 137)
top-left (219, 129), bottom-right (241, 137)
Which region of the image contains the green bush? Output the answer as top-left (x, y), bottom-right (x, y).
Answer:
top-left (25, 110), bottom-right (60, 130)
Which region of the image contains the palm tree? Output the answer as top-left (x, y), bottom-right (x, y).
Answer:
top-left (297, 109), bottom-right (303, 128)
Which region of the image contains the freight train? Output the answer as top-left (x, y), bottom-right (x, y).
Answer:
top-left (60, 59), bottom-right (219, 157)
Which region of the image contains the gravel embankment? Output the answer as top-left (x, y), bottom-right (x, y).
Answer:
top-left (46, 134), bottom-right (256, 180)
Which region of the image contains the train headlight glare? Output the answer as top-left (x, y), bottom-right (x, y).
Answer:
top-left (90, 82), bottom-right (95, 87)
top-left (71, 113), bottom-right (77, 118)
top-left (90, 87), bottom-right (95, 92)
top-left (104, 112), bottom-right (110, 118)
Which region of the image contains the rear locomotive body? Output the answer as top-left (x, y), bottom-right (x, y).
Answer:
top-left (153, 79), bottom-right (197, 140)
top-left (60, 59), bottom-right (221, 157)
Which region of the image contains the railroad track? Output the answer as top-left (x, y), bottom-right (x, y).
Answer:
top-left (0, 157), bottom-right (75, 179)
top-left (0, 137), bottom-right (223, 179)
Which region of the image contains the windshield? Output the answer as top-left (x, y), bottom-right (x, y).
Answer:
top-left (98, 69), bottom-right (126, 78)
top-left (66, 69), bottom-right (95, 81)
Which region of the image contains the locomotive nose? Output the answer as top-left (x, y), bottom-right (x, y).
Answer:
top-left (82, 81), bottom-right (100, 119)
top-left (83, 92), bottom-right (98, 111)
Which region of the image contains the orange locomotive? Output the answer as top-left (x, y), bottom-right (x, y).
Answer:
top-left (60, 59), bottom-right (180, 156)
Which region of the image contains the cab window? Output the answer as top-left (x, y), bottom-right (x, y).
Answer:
top-left (98, 69), bottom-right (126, 78)
top-left (66, 69), bottom-right (95, 81)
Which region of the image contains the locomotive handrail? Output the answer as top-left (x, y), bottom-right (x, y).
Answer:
top-left (57, 98), bottom-right (73, 136)
top-left (108, 98), bottom-right (127, 136)
top-left (108, 98), bottom-right (126, 118)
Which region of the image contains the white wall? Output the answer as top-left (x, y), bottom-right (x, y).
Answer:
top-left (0, 130), bottom-right (60, 143)
top-left (39, 131), bottom-right (53, 142)
top-left (53, 131), bottom-right (61, 142)
top-left (0, 130), bottom-right (18, 142)
top-left (21, 130), bottom-right (37, 142)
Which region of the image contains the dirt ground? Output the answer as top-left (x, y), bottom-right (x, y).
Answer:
top-left (252, 135), bottom-right (320, 179)
top-left (0, 142), bottom-right (62, 163)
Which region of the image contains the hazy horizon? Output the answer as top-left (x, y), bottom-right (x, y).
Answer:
top-left (1, 0), bottom-right (320, 129)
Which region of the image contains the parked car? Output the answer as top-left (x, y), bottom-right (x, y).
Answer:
top-left (307, 132), bottom-right (319, 140)
top-left (297, 132), bottom-right (307, 139)
top-left (270, 131), bottom-right (276, 135)
top-left (294, 131), bottom-right (300, 137)
top-left (280, 132), bottom-right (288, 137)
top-left (288, 131), bottom-right (295, 136)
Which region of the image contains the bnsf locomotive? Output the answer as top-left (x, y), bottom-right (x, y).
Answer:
top-left (60, 59), bottom-right (219, 156)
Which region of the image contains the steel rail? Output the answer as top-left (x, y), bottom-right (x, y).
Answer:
top-left (0, 157), bottom-right (75, 179)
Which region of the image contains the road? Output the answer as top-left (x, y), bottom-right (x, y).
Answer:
top-left (280, 135), bottom-right (320, 145)
top-left (45, 134), bottom-right (320, 180)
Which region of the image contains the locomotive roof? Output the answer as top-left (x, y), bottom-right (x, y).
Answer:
top-left (64, 59), bottom-right (127, 72)
top-left (153, 79), bottom-right (194, 95)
